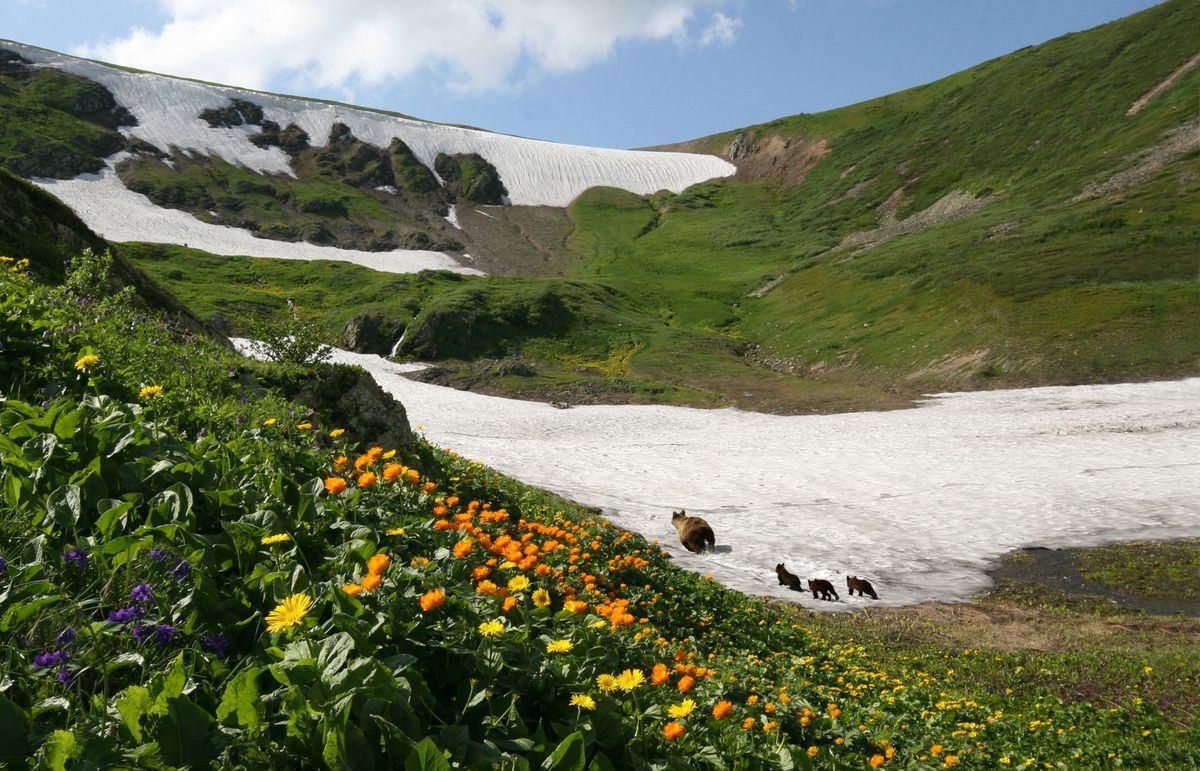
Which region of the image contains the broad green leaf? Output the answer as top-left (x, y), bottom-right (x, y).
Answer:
top-left (114, 685), bottom-right (152, 743)
top-left (38, 730), bottom-right (79, 771)
top-left (405, 737), bottom-right (450, 771)
top-left (156, 696), bottom-right (215, 767)
top-left (543, 731), bottom-right (586, 771)
top-left (216, 667), bottom-right (262, 729)
top-left (0, 693), bottom-right (30, 764)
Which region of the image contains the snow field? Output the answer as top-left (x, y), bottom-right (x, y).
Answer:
top-left (235, 341), bottom-right (1200, 609)
top-left (7, 42), bottom-right (734, 207)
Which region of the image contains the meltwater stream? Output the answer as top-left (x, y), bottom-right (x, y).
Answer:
top-left (246, 343), bottom-right (1200, 608)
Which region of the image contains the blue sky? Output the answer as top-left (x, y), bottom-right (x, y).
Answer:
top-left (2, 0), bottom-right (1166, 148)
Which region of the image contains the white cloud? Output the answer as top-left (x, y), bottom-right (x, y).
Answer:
top-left (78, 0), bottom-right (730, 94)
top-left (698, 11), bottom-right (741, 46)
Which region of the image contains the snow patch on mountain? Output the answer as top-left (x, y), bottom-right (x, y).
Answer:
top-left (244, 339), bottom-right (1200, 609)
top-left (34, 168), bottom-right (479, 274)
top-left (7, 41), bottom-right (734, 207)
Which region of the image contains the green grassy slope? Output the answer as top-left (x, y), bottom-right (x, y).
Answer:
top-left (587, 0), bottom-right (1200, 393)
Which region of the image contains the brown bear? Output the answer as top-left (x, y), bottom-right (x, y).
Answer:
top-left (808, 578), bottom-right (839, 601)
top-left (775, 563), bottom-right (804, 592)
top-left (671, 510), bottom-right (715, 554)
top-left (846, 575), bottom-right (879, 599)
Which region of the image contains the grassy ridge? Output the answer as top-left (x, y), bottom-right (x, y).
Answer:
top-left (3, 252), bottom-right (1199, 768)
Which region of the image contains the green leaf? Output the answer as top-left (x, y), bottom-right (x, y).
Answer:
top-left (216, 667), bottom-right (262, 729)
top-left (152, 652), bottom-right (187, 714)
top-left (156, 696), bottom-right (215, 767)
top-left (0, 693), bottom-right (30, 765)
top-left (44, 484), bottom-right (82, 529)
top-left (37, 730), bottom-right (79, 771)
top-left (114, 685), bottom-right (152, 743)
top-left (405, 737), bottom-right (450, 771)
top-left (543, 731), bottom-right (587, 771)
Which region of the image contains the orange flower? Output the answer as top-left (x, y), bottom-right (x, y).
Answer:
top-left (404, 469), bottom-right (420, 484)
top-left (422, 481), bottom-right (438, 494)
top-left (563, 599), bottom-right (588, 614)
top-left (419, 589), bottom-right (446, 612)
top-left (869, 755), bottom-right (885, 768)
top-left (367, 553), bottom-right (391, 575)
top-left (353, 455), bottom-right (371, 472)
top-left (652, 663), bottom-right (671, 685)
top-left (360, 573), bottom-right (383, 592)
top-left (365, 446), bottom-right (384, 462)
top-left (383, 463), bottom-right (404, 482)
top-left (741, 717), bottom-right (756, 731)
top-left (677, 675), bottom-right (695, 693)
top-left (453, 539), bottom-right (474, 558)
top-left (358, 471), bottom-right (377, 488)
top-left (502, 596), bottom-right (518, 612)
top-left (342, 583), bottom-right (362, 596)
top-left (712, 701), bottom-right (733, 720)
top-left (471, 565), bottom-right (491, 581)
top-left (324, 477), bottom-right (347, 495)
top-left (662, 722), bottom-right (685, 741)
top-left (333, 456), bottom-right (348, 470)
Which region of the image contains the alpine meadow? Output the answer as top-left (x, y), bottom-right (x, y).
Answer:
top-left (0, 1), bottom-right (1198, 768)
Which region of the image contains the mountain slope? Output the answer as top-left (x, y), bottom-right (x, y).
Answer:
top-left (4, 1), bottom-right (1198, 413)
top-left (0, 39), bottom-right (732, 270)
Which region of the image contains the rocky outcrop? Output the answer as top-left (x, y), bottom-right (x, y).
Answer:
top-left (342, 313), bottom-right (405, 355)
top-left (434, 152), bottom-right (507, 204)
top-left (0, 49), bottom-right (136, 178)
top-left (283, 363), bottom-right (415, 450)
top-left (250, 120), bottom-right (310, 154)
top-left (199, 98), bottom-right (264, 128)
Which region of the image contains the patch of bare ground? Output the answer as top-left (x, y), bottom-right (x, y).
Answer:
top-left (646, 130), bottom-right (831, 186)
top-left (1127, 51), bottom-right (1200, 116)
top-left (837, 187), bottom-right (993, 254)
top-left (1071, 118), bottom-right (1200, 202)
top-left (905, 348), bottom-right (993, 382)
top-left (452, 204), bottom-right (575, 276)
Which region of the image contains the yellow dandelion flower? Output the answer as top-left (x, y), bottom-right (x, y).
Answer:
top-left (507, 575), bottom-right (530, 592)
top-left (260, 533), bottom-right (292, 545)
top-left (329, 428), bottom-right (346, 438)
top-left (615, 669), bottom-right (645, 691)
top-left (597, 674), bottom-right (618, 693)
top-left (265, 593), bottom-right (313, 633)
top-left (478, 619), bottom-right (506, 637)
top-left (668, 698), bottom-right (696, 718)
top-left (295, 422), bottom-right (313, 431)
top-left (74, 354), bottom-right (99, 373)
top-left (385, 527), bottom-right (406, 536)
top-left (546, 639), bottom-right (574, 654)
top-left (532, 588), bottom-right (551, 608)
top-left (499, 560), bottom-right (518, 570)
top-left (383, 449), bottom-right (397, 459)
top-left (570, 693), bottom-right (596, 710)
top-left (139, 385), bottom-right (164, 400)
top-left (262, 418), bottom-right (277, 426)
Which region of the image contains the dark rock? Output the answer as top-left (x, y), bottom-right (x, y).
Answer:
top-left (0, 49), bottom-right (30, 75)
top-left (199, 98), bottom-right (264, 128)
top-left (250, 121), bottom-right (310, 154)
top-left (342, 313), bottom-right (405, 355)
top-left (434, 152), bottom-right (507, 205)
top-left (285, 364), bottom-right (415, 450)
top-left (389, 138), bottom-right (439, 193)
top-left (327, 122), bottom-right (353, 143)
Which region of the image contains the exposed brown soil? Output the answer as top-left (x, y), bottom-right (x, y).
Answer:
top-left (452, 204), bottom-right (576, 276)
top-left (646, 130), bottom-right (831, 186)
